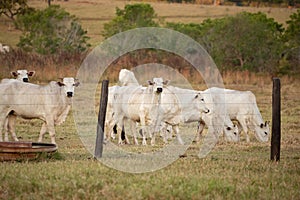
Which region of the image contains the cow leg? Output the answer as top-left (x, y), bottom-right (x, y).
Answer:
top-left (117, 120), bottom-right (129, 145)
top-left (128, 120), bottom-right (138, 145)
top-left (4, 118), bottom-right (9, 141)
top-left (139, 111), bottom-right (147, 146)
top-left (173, 125), bottom-right (184, 145)
top-left (0, 110), bottom-right (11, 142)
top-left (161, 124), bottom-right (168, 144)
top-left (160, 123), bottom-right (171, 143)
top-left (150, 125), bottom-right (158, 146)
top-left (47, 122), bottom-right (56, 145)
top-left (104, 117), bottom-right (115, 142)
top-left (121, 124), bottom-right (130, 144)
top-left (196, 120), bottom-right (206, 142)
top-left (38, 123), bottom-right (47, 143)
top-left (237, 116), bottom-right (249, 142)
top-left (7, 115), bottom-right (18, 141)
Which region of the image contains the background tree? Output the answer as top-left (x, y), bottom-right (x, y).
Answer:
top-left (0, 0), bottom-right (32, 21)
top-left (207, 12), bottom-right (284, 73)
top-left (281, 9), bottom-right (300, 74)
top-left (166, 12), bottom-right (285, 74)
top-left (15, 5), bottom-right (90, 55)
top-left (102, 3), bottom-right (159, 39)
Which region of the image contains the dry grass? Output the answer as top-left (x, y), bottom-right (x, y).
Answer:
top-left (0, 1), bottom-right (299, 199)
top-left (0, 0), bottom-right (297, 47)
top-left (0, 79), bottom-right (299, 199)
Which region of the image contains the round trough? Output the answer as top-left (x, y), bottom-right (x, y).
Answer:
top-left (0, 141), bottom-right (57, 161)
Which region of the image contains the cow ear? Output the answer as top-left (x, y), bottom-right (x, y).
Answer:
top-left (57, 82), bottom-right (65, 87)
top-left (265, 121), bottom-right (270, 126)
top-left (74, 82), bottom-right (80, 87)
top-left (163, 80), bottom-right (170, 85)
top-left (11, 71), bottom-right (18, 77)
top-left (148, 80), bottom-right (154, 85)
top-left (28, 71), bottom-right (35, 77)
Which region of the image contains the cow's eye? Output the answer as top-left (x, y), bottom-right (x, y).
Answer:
top-left (226, 127), bottom-right (231, 131)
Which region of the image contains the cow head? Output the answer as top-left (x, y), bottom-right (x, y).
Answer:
top-left (224, 124), bottom-right (239, 142)
top-left (57, 77), bottom-right (80, 98)
top-left (148, 78), bottom-right (169, 94)
top-left (255, 121), bottom-right (270, 142)
top-left (11, 69), bottom-right (35, 82)
top-left (194, 92), bottom-right (210, 114)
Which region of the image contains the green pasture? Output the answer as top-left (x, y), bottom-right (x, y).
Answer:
top-left (1, 81), bottom-right (299, 199)
top-left (0, 0), bottom-right (299, 199)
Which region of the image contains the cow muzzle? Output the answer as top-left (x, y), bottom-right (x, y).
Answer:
top-left (156, 87), bottom-right (163, 93)
top-left (23, 78), bottom-right (29, 82)
top-left (67, 92), bottom-right (73, 97)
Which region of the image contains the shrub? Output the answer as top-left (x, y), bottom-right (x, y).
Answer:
top-left (102, 3), bottom-right (159, 39)
top-left (15, 5), bottom-right (90, 55)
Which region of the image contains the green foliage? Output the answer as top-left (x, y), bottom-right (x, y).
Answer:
top-left (0, 0), bottom-right (32, 20)
top-left (165, 22), bottom-right (203, 42)
top-left (102, 3), bottom-right (159, 39)
top-left (205, 12), bottom-right (284, 73)
top-left (167, 12), bottom-right (285, 73)
top-left (285, 9), bottom-right (300, 47)
top-left (281, 9), bottom-right (300, 74)
top-left (15, 5), bottom-right (90, 55)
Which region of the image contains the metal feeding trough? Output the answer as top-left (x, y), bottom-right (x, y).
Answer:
top-left (0, 141), bottom-right (57, 161)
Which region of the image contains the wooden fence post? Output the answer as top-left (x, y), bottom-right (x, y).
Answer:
top-left (94, 80), bottom-right (109, 159)
top-left (271, 78), bottom-right (281, 161)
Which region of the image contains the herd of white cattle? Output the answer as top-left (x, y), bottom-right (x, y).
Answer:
top-left (105, 69), bottom-right (270, 146)
top-left (0, 68), bottom-right (270, 146)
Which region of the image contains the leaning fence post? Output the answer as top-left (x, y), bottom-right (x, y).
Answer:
top-left (271, 77), bottom-right (281, 161)
top-left (94, 80), bottom-right (109, 159)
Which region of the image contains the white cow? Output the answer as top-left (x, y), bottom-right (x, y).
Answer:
top-left (0, 43), bottom-right (10, 53)
top-left (1, 70), bottom-right (35, 141)
top-left (159, 86), bottom-right (239, 143)
top-left (196, 88), bottom-right (240, 142)
top-left (204, 87), bottom-right (269, 142)
top-left (157, 86), bottom-right (212, 143)
top-left (0, 78), bottom-right (80, 144)
top-left (104, 69), bottom-right (140, 144)
top-left (109, 78), bottom-right (168, 145)
top-left (11, 69), bottom-right (35, 82)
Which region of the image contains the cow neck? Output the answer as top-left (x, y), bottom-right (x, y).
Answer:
top-left (151, 91), bottom-right (161, 106)
top-left (250, 104), bottom-right (264, 126)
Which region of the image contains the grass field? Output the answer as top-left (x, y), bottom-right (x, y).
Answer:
top-left (0, 78), bottom-right (299, 199)
top-left (0, 0), bottom-right (299, 199)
